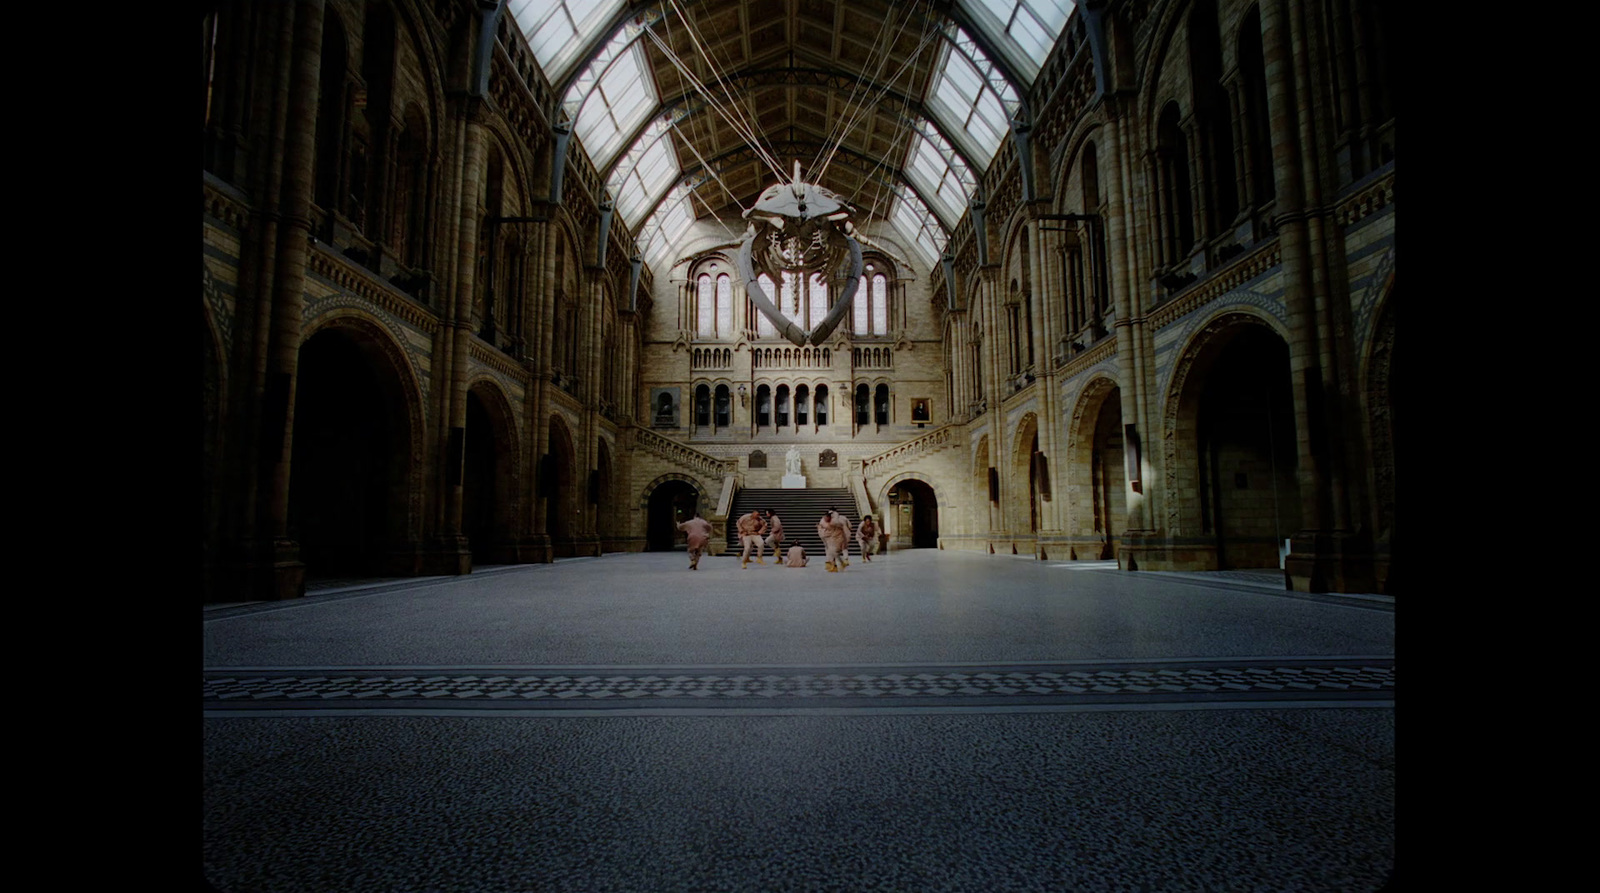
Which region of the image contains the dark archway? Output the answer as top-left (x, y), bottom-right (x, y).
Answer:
top-left (1090, 387), bottom-right (1126, 559)
top-left (546, 416), bottom-right (577, 557)
top-left (462, 389), bottom-right (506, 564)
top-left (288, 327), bottom-right (411, 577)
top-left (1193, 325), bottom-right (1299, 569)
top-left (646, 480), bottom-right (700, 551)
top-left (887, 479), bottom-right (940, 548)
top-left (595, 438), bottom-right (615, 550)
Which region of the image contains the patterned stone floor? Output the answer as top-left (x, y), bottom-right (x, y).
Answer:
top-left (204, 550), bottom-right (1394, 892)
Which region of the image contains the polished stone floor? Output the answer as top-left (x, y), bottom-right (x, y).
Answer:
top-left (203, 549), bottom-right (1395, 892)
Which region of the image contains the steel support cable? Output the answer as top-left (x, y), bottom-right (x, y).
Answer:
top-left (814, 4), bottom-right (936, 185)
top-left (659, 0), bottom-right (787, 183)
top-left (643, 26), bottom-right (786, 186)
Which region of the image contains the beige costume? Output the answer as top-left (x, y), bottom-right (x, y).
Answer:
top-left (784, 544), bottom-right (808, 567)
top-left (676, 516), bottom-right (713, 570)
top-left (856, 516), bottom-right (878, 561)
top-left (818, 511), bottom-right (851, 572)
top-left (764, 512), bottom-right (785, 556)
top-left (737, 511), bottom-right (767, 567)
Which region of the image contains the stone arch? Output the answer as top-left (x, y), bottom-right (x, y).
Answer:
top-left (641, 472), bottom-right (704, 552)
top-left (595, 436), bottom-right (616, 549)
top-left (290, 315), bottom-right (426, 575)
top-left (1010, 412), bottom-right (1042, 534)
top-left (1162, 311), bottom-right (1299, 569)
top-left (545, 413), bottom-right (579, 556)
top-left (880, 472), bottom-right (941, 549)
top-left (1065, 374), bottom-right (1125, 560)
top-left (464, 375), bottom-right (521, 564)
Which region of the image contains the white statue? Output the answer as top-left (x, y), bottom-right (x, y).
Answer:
top-left (785, 445), bottom-right (802, 476)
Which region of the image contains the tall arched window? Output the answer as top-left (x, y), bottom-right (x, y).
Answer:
top-left (809, 274), bottom-right (829, 330)
top-left (795, 384), bottom-right (810, 426)
top-left (852, 265), bottom-right (892, 336)
top-left (875, 384), bottom-right (890, 425)
top-left (871, 272), bottom-right (888, 335)
top-left (714, 385), bottom-right (731, 428)
top-left (695, 384), bottom-right (710, 427)
top-left (776, 385), bottom-right (790, 427)
top-left (756, 384), bottom-right (771, 428)
top-left (715, 273), bottom-right (732, 337)
top-left (855, 384), bottom-right (871, 425)
top-left (1156, 102), bottom-right (1195, 267)
top-left (696, 274), bottom-right (715, 337)
top-left (814, 385), bottom-right (829, 426)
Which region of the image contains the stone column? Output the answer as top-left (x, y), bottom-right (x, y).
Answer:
top-left (252, 0), bottom-right (324, 600)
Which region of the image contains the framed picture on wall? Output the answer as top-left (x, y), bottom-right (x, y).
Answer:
top-left (911, 398), bottom-right (930, 422)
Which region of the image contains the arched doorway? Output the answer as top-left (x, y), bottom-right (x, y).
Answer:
top-left (288, 326), bottom-right (412, 577)
top-left (545, 416), bottom-right (577, 557)
top-left (463, 384), bottom-right (517, 565)
top-left (595, 438), bottom-right (615, 550)
top-left (645, 479), bottom-right (700, 551)
top-left (1173, 318), bottom-right (1300, 570)
top-left (1067, 378), bottom-right (1126, 560)
top-left (886, 479), bottom-right (940, 548)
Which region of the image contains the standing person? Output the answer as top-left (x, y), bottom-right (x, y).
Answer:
top-left (676, 512), bottom-right (713, 571)
top-left (856, 514), bottom-right (878, 562)
top-left (818, 509), bottom-right (850, 572)
top-left (783, 543), bottom-right (808, 567)
top-left (737, 508), bottom-right (768, 568)
top-left (829, 508), bottom-right (853, 568)
top-left (764, 510), bottom-right (785, 563)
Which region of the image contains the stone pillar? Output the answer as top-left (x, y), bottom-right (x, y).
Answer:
top-left (249, 0), bottom-right (324, 601)
top-left (1269, 0), bottom-right (1373, 592)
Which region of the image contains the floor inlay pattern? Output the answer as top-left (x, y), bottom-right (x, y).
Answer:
top-left (204, 659), bottom-right (1393, 711)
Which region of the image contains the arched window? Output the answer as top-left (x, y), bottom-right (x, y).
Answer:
top-left (795, 384), bottom-right (810, 426)
top-left (716, 273), bottom-right (732, 337)
top-left (1156, 102), bottom-right (1195, 267)
top-left (756, 384), bottom-right (771, 428)
top-left (696, 274), bottom-right (715, 337)
top-left (875, 384), bottom-right (890, 425)
top-left (809, 274), bottom-right (829, 330)
top-left (695, 384), bottom-right (710, 427)
top-left (815, 384), bottom-right (829, 426)
top-left (714, 384), bottom-right (730, 428)
top-left (776, 385), bottom-right (790, 427)
top-left (1237, 7), bottom-right (1275, 207)
top-left (855, 384), bottom-right (871, 425)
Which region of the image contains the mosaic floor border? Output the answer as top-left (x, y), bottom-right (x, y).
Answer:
top-left (205, 657), bottom-right (1393, 713)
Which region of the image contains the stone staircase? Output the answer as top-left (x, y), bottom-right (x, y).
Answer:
top-left (723, 488), bottom-right (858, 557)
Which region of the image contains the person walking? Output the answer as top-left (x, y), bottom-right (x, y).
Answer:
top-left (829, 508), bottom-right (853, 568)
top-left (737, 508), bottom-right (768, 568)
top-left (676, 512), bottom-right (713, 571)
top-left (818, 509), bottom-right (851, 572)
top-left (856, 514), bottom-right (878, 562)
top-left (763, 510), bottom-right (785, 564)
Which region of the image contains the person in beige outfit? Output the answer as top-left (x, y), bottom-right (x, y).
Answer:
top-left (763, 511), bottom-right (785, 563)
top-left (817, 509), bottom-right (851, 572)
top-left (676, 512), bottom-right (713, 570)
top-left (783, 544), bottom-right (808, 567)
top-left (737, 509), bottom-right (768, 568)
top-left (856, 514), bottom-right (878, 562)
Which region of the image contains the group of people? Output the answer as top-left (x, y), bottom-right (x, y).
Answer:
top-left (675, 508), bottom-right (880, 572)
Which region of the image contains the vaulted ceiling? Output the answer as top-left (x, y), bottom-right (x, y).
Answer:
top-left (508, 0), bottom-right (1078, 267)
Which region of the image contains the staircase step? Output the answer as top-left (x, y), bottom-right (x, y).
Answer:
top-left (723, 488), bottom-right (866, 557)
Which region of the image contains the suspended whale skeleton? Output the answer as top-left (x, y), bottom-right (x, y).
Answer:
top-left (694, 161), bottom-right (903, 348)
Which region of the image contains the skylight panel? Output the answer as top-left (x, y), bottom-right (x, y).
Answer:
top-left (903, 126), bottom-right (976, 227)
top-left (889, 190), bottom-right (946, 267)
top-left (927, 42), bottom-right (1009, 164)
top-left (609, 125), bottom-right (679, 226)
top-left (572, 43), bottom-right (657, 169)
top-left (639, 182), bottom-right (697, 264)
top-left (958, 1), bottom-right (1075, 81)
top-left (508, 0), bottom-right (625, 86)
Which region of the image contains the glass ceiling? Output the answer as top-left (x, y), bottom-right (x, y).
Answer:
top-left (507, 1), bottom-right (1076, 270)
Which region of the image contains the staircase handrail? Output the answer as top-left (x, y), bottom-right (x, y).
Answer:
top-left (860, 423), bottom-right (961, 478)
top-left (628, 425), bottom-right (736, 482)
